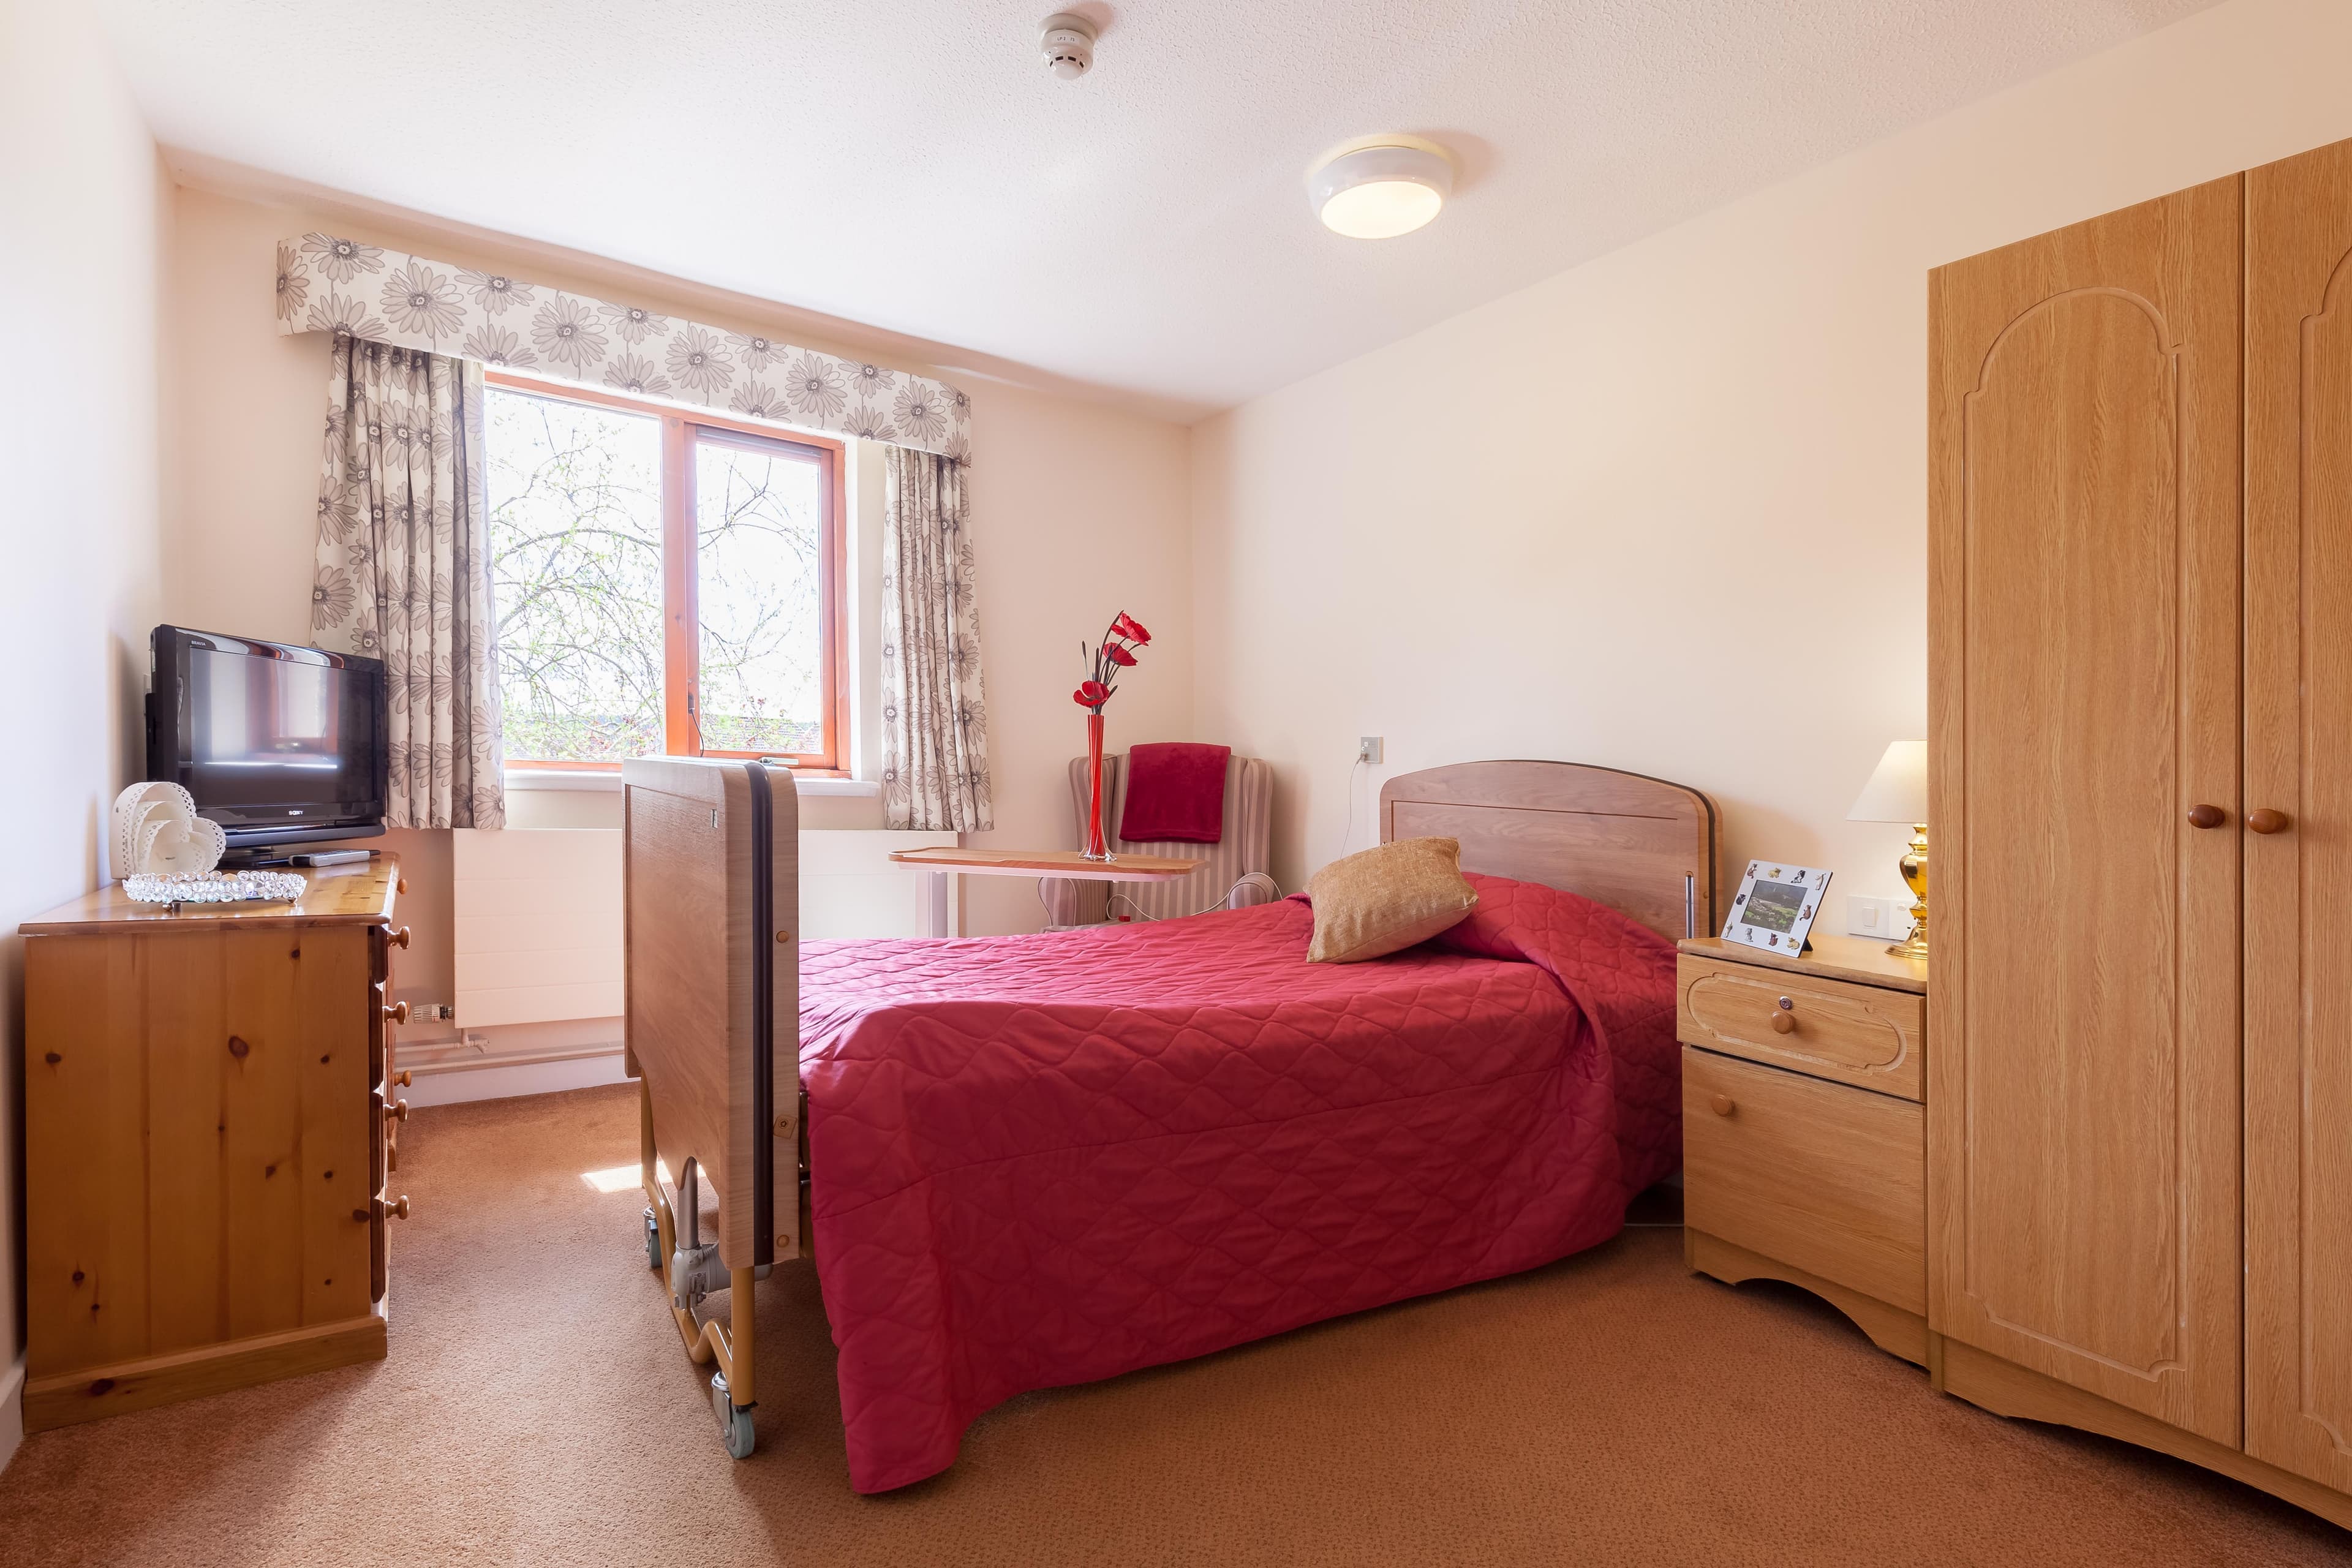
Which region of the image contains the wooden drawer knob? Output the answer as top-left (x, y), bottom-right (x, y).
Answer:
top-left (1769, 1009), bottom-right (1797, 1035)
top-left (2247, 808), bottom-right (2291, 835)
top-left (2187, 804), bottom-right (2226, 829)
top-left (1709, 1094), bottom-right (1736, 1117)
top-left (396, 876), bottom-right (409, 894)
top-left (383, 1000), bottom-right (409, 1024)
top-left (378, 1195), bottom-right (410, 1221)
top-left (385, 1099), bottom-right (410, 1123)
top-left (390, 925), bottom-right (412, 949)
top-left (390, 1069), bottom-right (413, 1088)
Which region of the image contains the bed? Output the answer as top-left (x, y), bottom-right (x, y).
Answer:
top-left (622, 757), bottom-right (1718, 1486)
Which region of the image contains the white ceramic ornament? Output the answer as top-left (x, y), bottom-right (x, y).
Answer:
top-left (181, 816), bottom-right (229, 870)
top-left (113, 782), bottom-right (192, 873)
top-left (110, 780), bottom-right (223, 879)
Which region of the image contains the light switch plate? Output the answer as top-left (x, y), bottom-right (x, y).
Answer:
top-left (1845, 894), bottom-right (1911, 940)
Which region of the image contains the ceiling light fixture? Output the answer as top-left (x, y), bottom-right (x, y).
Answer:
top-left (1307, 135), bottom-right (1455, 239)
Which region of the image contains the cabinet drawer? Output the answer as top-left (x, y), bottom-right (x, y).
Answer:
top-left (1677, 954), bottom-right (1924, 1100)
top-left (1683, 1047), bottom-right (1925, 1314)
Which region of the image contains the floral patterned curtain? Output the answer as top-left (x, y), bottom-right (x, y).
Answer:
top-left (311, 337), bottom-right (506, 829)
top-left (880, 447), bottom-right (993, 831)
top-left (276, 233), bottom-right (971, 462)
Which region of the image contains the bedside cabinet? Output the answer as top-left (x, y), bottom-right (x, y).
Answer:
top-left (19, 856), bottom-right (413, 1431)
top-left (1676, 933), bottom-right (1929, 1364)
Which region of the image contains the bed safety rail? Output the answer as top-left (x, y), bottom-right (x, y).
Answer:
top-left (622, 756), bottom-right (800, 1459)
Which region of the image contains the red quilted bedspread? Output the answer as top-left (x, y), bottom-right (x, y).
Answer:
top-left (797, 873), bottom-right (1681, 1492)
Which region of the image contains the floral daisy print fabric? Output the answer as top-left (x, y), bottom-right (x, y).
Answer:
top-left (277, 232), bottom-right (973, 463)
top-left (880, 447), bottom-right (993, 832)
top-left (311, 336), bottom-right (507, 830)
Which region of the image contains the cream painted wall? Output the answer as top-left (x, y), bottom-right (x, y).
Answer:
top-left (157, 183), bottom-right (1193, 965)
top-left (0, 1), bottom-right (166, 1464)
top-left (1191, 0), bottom-right (2352, 914)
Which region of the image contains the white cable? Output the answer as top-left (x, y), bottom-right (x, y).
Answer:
top-left (1106, 870), bottom-right (1283, 924)
top-left (1336, 755), bottom-right (1366, 862)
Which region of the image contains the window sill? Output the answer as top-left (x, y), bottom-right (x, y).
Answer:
top-left (503, 769), bottom-right (881, 798)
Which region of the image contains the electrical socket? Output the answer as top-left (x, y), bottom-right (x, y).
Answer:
top-left (1358, 737), bottom-right (1384, 764)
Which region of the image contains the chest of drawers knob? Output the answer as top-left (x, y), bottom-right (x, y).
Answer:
top-left (1770, 1009), bottom-right (1798, 1034)
top-left (1710, 1093), bottom-right (1737, 1117)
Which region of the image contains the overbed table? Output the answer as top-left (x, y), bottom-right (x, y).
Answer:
top-left (888, 846), bottom-right (1204, 937)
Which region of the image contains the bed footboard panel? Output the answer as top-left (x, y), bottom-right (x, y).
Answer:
top-left (622, 758), bottom-right (800, 1270)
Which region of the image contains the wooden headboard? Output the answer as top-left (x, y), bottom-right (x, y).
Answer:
top-left (1379, 760), bottom-right (1720, 941)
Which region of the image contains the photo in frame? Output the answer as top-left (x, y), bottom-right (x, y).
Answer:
top-left (1722, 859), bottom-right (1833, 954)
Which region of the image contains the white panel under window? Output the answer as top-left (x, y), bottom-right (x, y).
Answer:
top-left (453, 826), bottom-right (956, 1027)
top-left (454, 828), bottom-right (625, 1027)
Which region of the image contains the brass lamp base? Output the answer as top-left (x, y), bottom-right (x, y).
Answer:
top-left (1887, 823), bottom-right (1929, 959)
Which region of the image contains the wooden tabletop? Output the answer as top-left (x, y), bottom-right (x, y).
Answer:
top-left (888, 846), bottom-right (1204, 883)
top-left (1678, 932), bottom-right (1927, 993)
top-left (20, 853), bottom-right (404, 935)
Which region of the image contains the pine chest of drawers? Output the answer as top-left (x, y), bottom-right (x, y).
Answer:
top-left (19, 856), bottom-right (413, 1430)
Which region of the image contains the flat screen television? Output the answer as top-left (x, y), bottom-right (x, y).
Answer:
top-left (146, 626), bottom-right (389, 852)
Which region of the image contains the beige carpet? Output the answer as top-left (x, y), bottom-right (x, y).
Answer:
top-left (1, 1083), bottom-right (2343, 1566)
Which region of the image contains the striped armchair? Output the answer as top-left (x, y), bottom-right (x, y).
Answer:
top-left (1039, 752), bottom-right (1276, 927)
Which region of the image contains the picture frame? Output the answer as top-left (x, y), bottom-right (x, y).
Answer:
top-left (1722, 859), bottom-right (1832, 954)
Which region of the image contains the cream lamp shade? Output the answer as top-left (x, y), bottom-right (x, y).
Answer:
top-left (1847, 740), bottom-right (1929, 824)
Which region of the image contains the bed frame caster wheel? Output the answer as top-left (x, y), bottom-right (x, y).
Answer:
top-left (643, 1207), bottom-right (662, 1272)
top-left (710, 1373), bottom-right (755, 1459)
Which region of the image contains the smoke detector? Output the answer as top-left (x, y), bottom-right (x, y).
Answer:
top-left (1040, 13), bottom-right (1096, 80)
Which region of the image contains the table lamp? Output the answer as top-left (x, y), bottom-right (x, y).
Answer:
top-left (1847, 740), bottom-right (1929, 959)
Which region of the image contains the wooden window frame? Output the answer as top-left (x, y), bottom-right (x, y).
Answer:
top-left (486, 370), bottom-right (851, 776)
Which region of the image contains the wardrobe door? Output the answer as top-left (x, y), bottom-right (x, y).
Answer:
top-left (1926, 178), bottom-right (2243, 1444)
top-left (2245, 137), bottom-right (2352, 1496)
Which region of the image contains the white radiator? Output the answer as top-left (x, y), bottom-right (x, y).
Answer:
top-left (452, 827), bottom-right (955, 1028)
top-left (453, 828), bottom-right (624, 1027)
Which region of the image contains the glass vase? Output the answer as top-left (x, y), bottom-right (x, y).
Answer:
top-left (1082, 710), bottom-right (1112, 861)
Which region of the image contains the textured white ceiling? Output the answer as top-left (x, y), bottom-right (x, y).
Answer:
top-left (98, 0), bottom-right (2217, 419)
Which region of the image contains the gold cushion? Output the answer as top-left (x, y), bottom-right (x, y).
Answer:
top-left (1304, 837), bottom-right (1480, 963)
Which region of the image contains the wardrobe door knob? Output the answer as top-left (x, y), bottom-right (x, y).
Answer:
top-left (385, 1099), bottom-right (410, 1123)
top-left (378, 1195), bottom-right (410, 1221)
top-left (383, 1000), bottom-right (409, 1025)
top-left (2247, 809), bottom-right (2291, 835)
top-left (2187, 804), bottom-right (2226, 829)
top-left (1709, 1095), bottom-right (1736, 1117)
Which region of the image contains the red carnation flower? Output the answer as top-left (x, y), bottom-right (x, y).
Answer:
top-left (1104, 644), bottom-right (1136, 666)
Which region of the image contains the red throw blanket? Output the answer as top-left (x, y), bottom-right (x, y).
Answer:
top-left (1117, 741), bottom-right (1231, 843)
top-left (797, 874), bottom-right (1680, 1492)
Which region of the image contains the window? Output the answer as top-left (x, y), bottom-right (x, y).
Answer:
top-left (484, 372), bottom-right (845, 772)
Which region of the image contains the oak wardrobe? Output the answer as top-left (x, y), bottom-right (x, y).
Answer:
top-left (1928, 134), bottom-right (2352, 1528)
